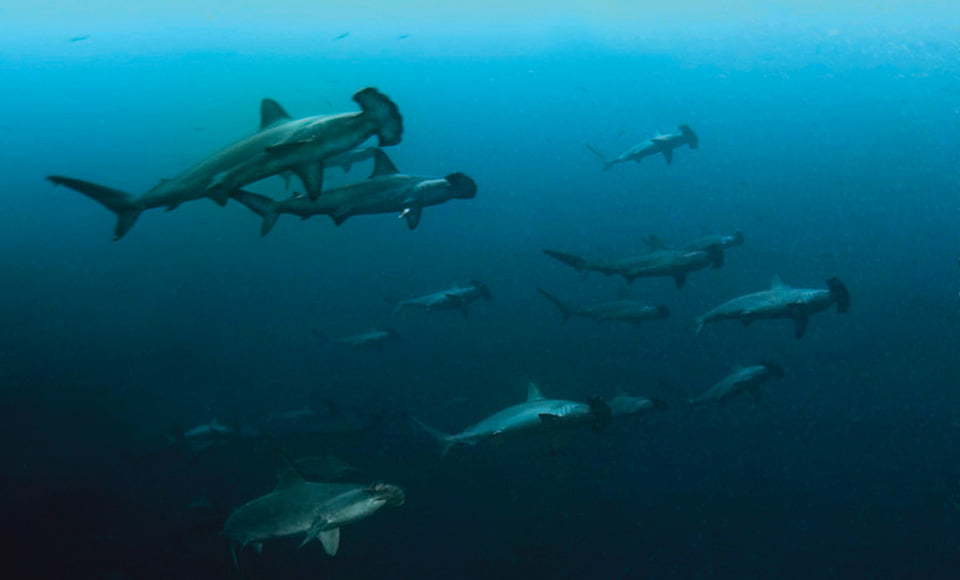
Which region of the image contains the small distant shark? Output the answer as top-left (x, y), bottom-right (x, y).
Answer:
top-left (688, 363), bottom-right (785, 406)
top-left (536, 288), bottom-right (670, 327)
top-left (46, 88), bottom-right (403, 239)
top-left (322, 328), bottom-right (402, 349)
top-left (604, 390), bottom-right (668, 418)
top-left (695, 276), bottom-right (851, 339)
top-left (223, 451), bottom-right (404, 566)
top-left (260, 400), bottom-right (399, 440)
top-left (643, 230), bottom-right (744, 267)
top-left (233, 150), bottom-right (477, 235)
top-left (680, 230), bottom-right (744, 253)
top-left (543, 246), bottom-right (723, 288)
top-left (586, 125), bottom-right (698, 170)
top-left (413, 382), bottom-right (599, 456)
top-left (171, 418), bottom-right (252, 456)
top-left (392, 281), bottom-right (492, 319)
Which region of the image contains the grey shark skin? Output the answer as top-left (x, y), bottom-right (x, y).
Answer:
top-left (223, 452), bottom-right (404, 566)
top-left (695, 276), bottom-right (851, 339)
top-left (688, 363), bottom-right (785, 406)
top-left (277, 147), bottom-right (382, 190)
top-left (413, 383), bottom-right (596, 456)
top-left (682, 230), bottom-right (744, 253)
top-left (586, 125), bottom-right (698, 170)
top-left (605, 392), bottom-right (668, 418)
top-left (208, 89), bottom-right (403, 202)
top-left (46, 88), bottom-right (402, 240)
top-left (642, 230), bottom-right (744, 268)
top-left (644, 230), bottom-right (744, 253)
top-left (329, 329), bottom-right (402, 348)
top-left (233, 151), bottom-right (477, 236)
top-left (182, 418), bottom-right (235, 440)
top-left (537, 288), bottom-right (669, 327)
top-left (543, 246), bottom-right (722, 289)
top-left (393, 280), bottom-right (492, 319)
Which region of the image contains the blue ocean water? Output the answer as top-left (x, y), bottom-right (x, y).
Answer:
top-left (3, 2), bottom-right (960, 578)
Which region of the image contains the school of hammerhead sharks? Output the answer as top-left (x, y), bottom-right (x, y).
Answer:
top-left (46, 87), bottom-right (851, 567)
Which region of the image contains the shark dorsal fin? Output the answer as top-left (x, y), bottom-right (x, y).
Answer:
top-left (770, 275), bottom-right (788, 290)
top-left (260, 99), bottom-right (292, 131)
top-left (526, 382), bottom-right (545, 402)
top-left (274, 449), bottom-right (306, 489)
top-left (370, 149), bottom-right (399, 178)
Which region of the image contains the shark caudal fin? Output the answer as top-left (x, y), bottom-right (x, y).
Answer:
top-left (679, 125), bottom-right (699, 149)
top-left (826, 277), bottom-right (851, 313)
top-left (543, 249), bottom-right (590, 272)
top-left (584, 143), bottom-right (615, 171)
top-left (353, 88), bottom-right (404, 147)
top-left (536, 288), bottom-right (574, 323)
top-left (232, 190), bottom-right (280, 236)
top-left (47, 176), bottom-right (142, 240)
top-left (694, 316), bottom-right (706, 335)
top-left (411, 417), bottom-right (456, 457)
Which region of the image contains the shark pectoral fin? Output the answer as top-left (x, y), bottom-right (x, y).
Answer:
top-left (319, 528), bottom-right (340, 556)
top-left (740, 317), bottom-right (753, 326)
top-left (300, 519), bottom-right (330, 548)
top-left (293, 163), bottom-right (325, 200)
top-left (331, 206), bottom-right (352, 226)
top-left (662, 148), bottom-right (674, 164)
top-left (673, 273), bottom-right (687, 289)
top-left (164, 202), bottom-right (181, 212)
top-left (400, 205), bottom-right (422, 230)
top-left (791, 310), bottom-right (809, 339)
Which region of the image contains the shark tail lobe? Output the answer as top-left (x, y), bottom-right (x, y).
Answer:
top-left (542, 249), bottom-right (590, 273)
top-left (411, 417), bottom-right (456, 457)
top-left (694, 316), bottom-right (706, 335)
top-left (47, 175), bottom-right (142, 240)
top-left (353, 88), bottom-right (403, 147)
top-left (232, 190), bottom-right (280, 236)
top-left (536, 288), bottom-right (574, 323)
top-left (584, 143), bottom-right (615, 171)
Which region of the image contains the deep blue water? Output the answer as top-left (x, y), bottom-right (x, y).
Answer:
top-left (3, 4), bottom-right (960, 578)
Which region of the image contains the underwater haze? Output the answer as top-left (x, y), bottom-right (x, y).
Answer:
top-left (3, 1), bottom-right (960, 578)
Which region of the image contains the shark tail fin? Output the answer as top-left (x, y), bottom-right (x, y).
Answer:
top-left (353, 88), bottom-right (403, 147)
top-left (47, 175), bottom-right (142, 240)
top-left (542, 249), bottom-right (590, 273)
top-left (411, 417), bottom-right (455, 457)
top-left (584, 143), bottom-right (615, 171)
top-left (536, 288), bottom-right (574, 323)
top-left (679, 125), bottom-right (699, 149)
top-left (826, 277), bottom-right (850, 313)
top-left (232, 190), bottom-right (280, 236)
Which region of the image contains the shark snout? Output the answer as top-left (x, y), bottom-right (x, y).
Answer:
top-left (369, 482), bottom-right (406, 507)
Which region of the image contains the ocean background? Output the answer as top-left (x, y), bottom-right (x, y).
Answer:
top-left (3, 1), bottom-right (960, 577)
